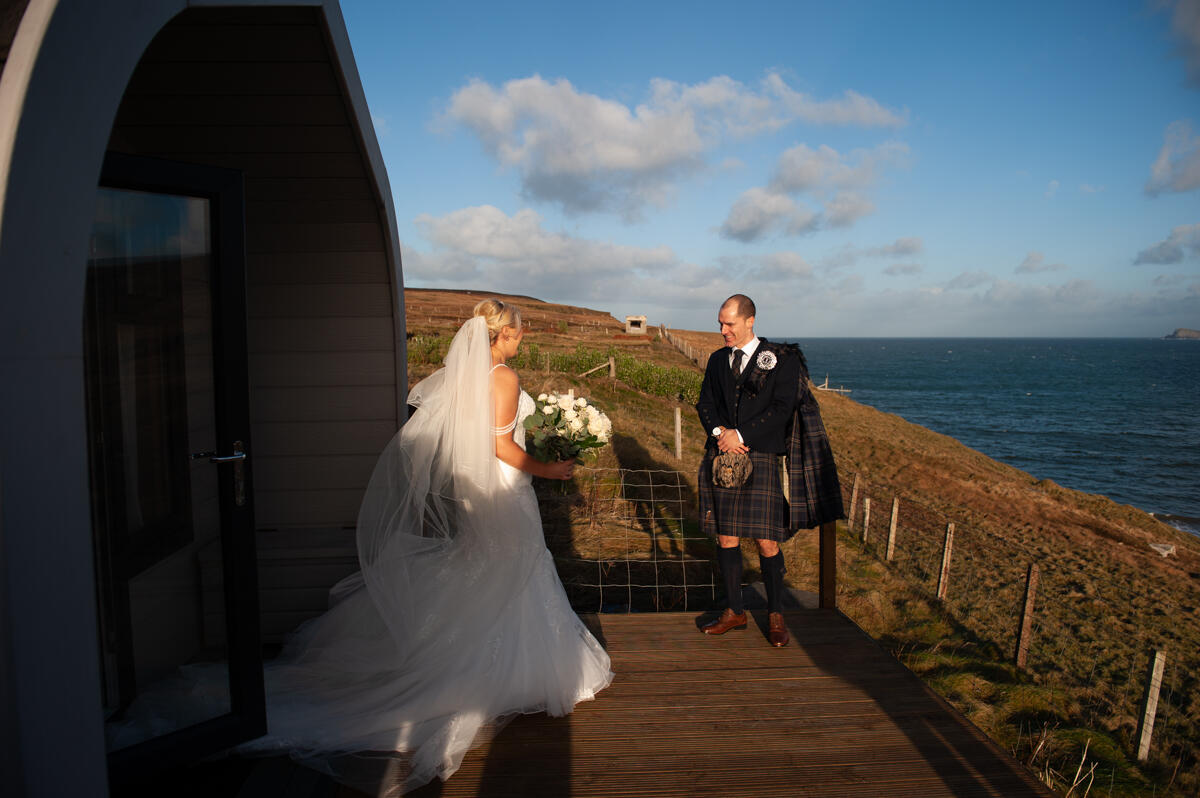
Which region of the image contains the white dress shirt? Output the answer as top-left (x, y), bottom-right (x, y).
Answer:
top-left (728, 337), bottom-right (760, 370)
top-left (723, 337), bottom-right (759, 444)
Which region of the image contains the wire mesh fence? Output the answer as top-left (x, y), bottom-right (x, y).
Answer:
top-left (536, 467), bottom-right (718, 613)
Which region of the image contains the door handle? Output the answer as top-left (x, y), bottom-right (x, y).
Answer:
top-left (190, 441), bottom-right (248, 507)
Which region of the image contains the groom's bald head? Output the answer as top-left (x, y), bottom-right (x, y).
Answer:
top-left (721, 294), bottom-right (756, 320)
top-left (718, 294), bottom-right (756, 349)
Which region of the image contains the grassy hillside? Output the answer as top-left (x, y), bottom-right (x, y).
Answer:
top-left (404, 288), bottom-right (1199, 796)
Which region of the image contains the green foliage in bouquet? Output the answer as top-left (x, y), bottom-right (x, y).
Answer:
top-left (522, 393), bottom-right (613, 464)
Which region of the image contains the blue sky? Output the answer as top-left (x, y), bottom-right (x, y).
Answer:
top-left (341, 0), bottom-right (1200, 337)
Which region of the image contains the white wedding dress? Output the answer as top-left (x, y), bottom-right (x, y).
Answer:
top-left (110, 317), bottom-right (613, 792)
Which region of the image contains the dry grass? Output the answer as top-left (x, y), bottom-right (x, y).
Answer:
top-left (404, 288), bottom-right (1200, 796)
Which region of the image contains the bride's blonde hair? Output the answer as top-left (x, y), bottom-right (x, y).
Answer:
top-left (472, 298), bottom-right (523, 344)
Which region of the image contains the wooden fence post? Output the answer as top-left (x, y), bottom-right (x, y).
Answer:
top-left (861, 498), bottom-right (871, 544)
top-left (936, 523), bottom-right (955, 600)
top-left (608, 355), bottom-right (615, 379)
top-left (673, 408), bottom-right (682, 460)
top-left (1014, 563), bottom-right (1040, 669)
top-left (1136, 649), bottom-right (1167, 761)
top-left (886, 498), bottom-right (899, 561)
top-left (847, 474), bottom-right (861, 534)
top-left (819, 521), bottom-right (837, 610)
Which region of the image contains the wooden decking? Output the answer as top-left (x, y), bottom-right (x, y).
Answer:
top-left (402, 610), bottom-right (1052, 798)
top-left (133, 609), bottom-right (1054, 797)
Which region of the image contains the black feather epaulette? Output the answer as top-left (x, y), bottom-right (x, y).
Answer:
top-left (742, 338), bottom-right (799, 395)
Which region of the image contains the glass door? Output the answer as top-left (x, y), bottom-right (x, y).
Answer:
top-left (84, 153), bottom-right (264, 786)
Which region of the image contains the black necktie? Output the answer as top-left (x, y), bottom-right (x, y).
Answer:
top-left (731, 349), bottom-right (744, 378)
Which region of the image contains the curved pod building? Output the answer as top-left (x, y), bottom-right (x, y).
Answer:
top-left (0, 1), bottom-right (407, 793)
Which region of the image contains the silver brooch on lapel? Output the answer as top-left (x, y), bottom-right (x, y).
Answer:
top-left (756, 350), bottom-right (777, 371)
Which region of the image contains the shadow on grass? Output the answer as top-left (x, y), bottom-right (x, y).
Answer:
top-left (536, 432), bottom-right (718, 614)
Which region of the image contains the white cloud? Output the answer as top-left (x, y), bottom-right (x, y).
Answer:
top-left (1045, 179), bottom-right (1060, 199)
top-left (1016, 251), bottom-right (1068, 274)
top-left (825, 191), bottom-right (876, 227)
top-left (719, 188), bottom-right (818, 241)
top-left (442, 72), bottom-right (904, 218)
top-left (1134, 222), bottom-right (1200, 264)
top-left (792, 276), bottom-right (1195, 337)
top-left (412, 205), bottom-right (676, 300)
top-left (770, 141), bottom-right (910, 194)
top-left (870, 237), bottom-right (924, 257)
top-left (750, 251), bottom-right (815, 282)
top-left (1153, 273), bottom-right (1188, 286)
top-left (946, 271), bottom-right (993, 290)
top-left (821, 237), bottom-right (923, 270)
top-left (836, 275), bottom-right (866, 294)
top-left (405, 208), bottom-right (1199, 338)
top-left (763, 72), bottom-right (908, 128)
top-left (1078, 183), bottom-right (1105, 194)
top-left (402, 247), bottom-right (483, 282)
top-left (372, 114), bottom-right (391, 137)
top-left (720, 142), bottom-right (910, 242)
top-left (648, 72), bottom-right (906, 137)
top-left (884, 263), bottom-right (923, 276)
top-left (1146, 120), bottom-right (1200, 196)
top-left (717, 251), bottom-right (815, 282)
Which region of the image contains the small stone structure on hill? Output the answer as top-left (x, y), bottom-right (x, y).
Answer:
top-left (625, 315), bottom-right (647, 335)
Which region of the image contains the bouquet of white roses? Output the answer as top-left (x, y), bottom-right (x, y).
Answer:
top-left (523, 392), bottom-right (612, 464)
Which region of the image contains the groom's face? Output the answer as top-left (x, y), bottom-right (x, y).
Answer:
top-left (718, 304), bottom-right (754, 349)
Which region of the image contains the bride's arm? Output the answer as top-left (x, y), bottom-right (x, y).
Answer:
top-left (492, 365), bottom-right (575, 480)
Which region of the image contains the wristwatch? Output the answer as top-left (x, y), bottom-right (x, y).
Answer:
top-left (712, 426), bottom-right (724, 437)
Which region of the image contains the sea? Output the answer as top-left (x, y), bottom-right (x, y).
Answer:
top-left (782, 338), bottom-right (1200, 538)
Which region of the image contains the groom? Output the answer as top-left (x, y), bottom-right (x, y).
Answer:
top-left (695, 294), bottom-right (801, 647)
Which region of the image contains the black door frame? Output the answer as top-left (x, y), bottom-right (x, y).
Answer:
top-left (94, 152), bottom-right (265, 786)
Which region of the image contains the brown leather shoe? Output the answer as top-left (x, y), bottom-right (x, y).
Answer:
top-left (768, 612), bottom-right (789, 647)
top-left (701, 608), bottom-right (748, 634)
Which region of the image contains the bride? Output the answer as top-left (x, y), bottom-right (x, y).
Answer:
top-left (234, 299), bottom-right (614, 789)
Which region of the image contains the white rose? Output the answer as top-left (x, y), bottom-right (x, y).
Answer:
top-left (575, 398), bottom-right (587, 408)
top-left (537, 393), bottom-right (548, 402)
top-left (585, 406), bottom-right (599, 420)
top-left (558, 394), bottom-right (573, 406)
top-left (544, 395), bottom-right (558, 406)
top-left (563, 409), bottom-right (578, 420)
top-left (568, 417), bottom-right (585, 433)
top-left (541, 405), bottom-right (553, 414)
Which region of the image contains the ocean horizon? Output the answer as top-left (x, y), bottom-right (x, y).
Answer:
top-left (779, 337), bottom-right (1200, 538)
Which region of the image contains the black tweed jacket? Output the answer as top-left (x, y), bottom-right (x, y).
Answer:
top-left (696, 339), bottom-right (844, 537)
top-left (695, 338), bottom-right (799, 454)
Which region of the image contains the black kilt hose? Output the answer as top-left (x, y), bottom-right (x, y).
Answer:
top-left (696, 339), bottom-right (802, 543)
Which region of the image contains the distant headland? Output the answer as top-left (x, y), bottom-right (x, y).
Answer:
top-left (1165, 328), bottom-right (1200, 339)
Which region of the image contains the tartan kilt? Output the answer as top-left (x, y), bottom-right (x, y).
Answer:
top-left (698, 448), bottom-right (794, 542)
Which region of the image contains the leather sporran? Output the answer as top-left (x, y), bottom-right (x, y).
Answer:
top-left (712, 451), bottom-right (753, 489)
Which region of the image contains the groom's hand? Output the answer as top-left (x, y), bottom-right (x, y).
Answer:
top-left (716, 428), bottom-right (749, 454)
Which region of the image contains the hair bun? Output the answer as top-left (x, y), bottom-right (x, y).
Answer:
top-left (472, 298), bottom-right (522, 344)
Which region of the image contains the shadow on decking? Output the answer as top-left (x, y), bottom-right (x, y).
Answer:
top-left (118, 610), bottom-right (1053, 798)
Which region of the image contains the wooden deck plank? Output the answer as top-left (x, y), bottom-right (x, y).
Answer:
top-left (396, 609), bottom-right (1052, 797)
top-left (129, 609), bottom-right (1053, 797)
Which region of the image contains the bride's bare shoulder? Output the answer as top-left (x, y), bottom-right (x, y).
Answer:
top-left (489, 363), bottom-right (519, 391)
